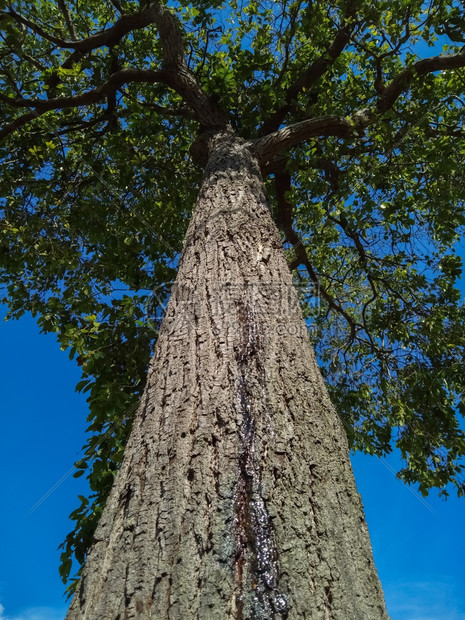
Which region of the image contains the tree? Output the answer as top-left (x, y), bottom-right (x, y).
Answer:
top-left (1, 0), bottom-right (465, 617)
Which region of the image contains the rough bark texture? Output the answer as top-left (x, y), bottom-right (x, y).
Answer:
top-left (66, 132), bottom-right (389, 619)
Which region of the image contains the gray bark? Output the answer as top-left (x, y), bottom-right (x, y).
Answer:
top-left (66, 131), bottom-right (389, 619)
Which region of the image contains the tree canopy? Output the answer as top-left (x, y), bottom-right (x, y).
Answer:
top-left (1, 0), bottom-right (465, 594)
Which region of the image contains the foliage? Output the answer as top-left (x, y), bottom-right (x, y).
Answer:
top-left (1, 0), bottom-right (465, 592)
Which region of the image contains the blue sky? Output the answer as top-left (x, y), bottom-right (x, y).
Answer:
top-left (0, 308), bottom-right (88, 620)
top-left (1, 305), bottom-right (464, 620)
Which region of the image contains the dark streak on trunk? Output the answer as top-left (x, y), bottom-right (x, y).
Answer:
top-left (234, 302), bottom-right (288, 619)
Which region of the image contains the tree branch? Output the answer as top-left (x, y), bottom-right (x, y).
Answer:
top-left (123, 93), bottom-right (196, 119)
top-left (258, 149), bottom-right (343, 178)
top-left (377, 52), bottom-right (465, 114)
top-left (2, 2), bottom-right (225, 131)
top-left (0, 110), bottom-right (38, 142)
top-left (0, 8), bottom-right (69, 48)
top-left (260, 0), bottom-right (359, 135)
top-left (57, 0), bottom-right (78, 41)
top-left (0, 68), bottom-right (168, 111)
top-left (108, 0), bottom-right (124, 14)
top-left (142, 3), bottom-right (226, 127)
top-left (53, 113), bottom-right (115, 136)
top-left (2, 3), bottom-right (160, 53)
top-left (272, 1), bottom-right (303, 92)
top-left (250, 116), bottom-right (355, 168)
top-left (274, 171), bottom-right (358, 340)
top-left (254, 50), bottom-right (465, 166)
top-left (0, 68), bottom-right (167, 141)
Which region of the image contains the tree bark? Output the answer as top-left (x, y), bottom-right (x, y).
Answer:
top-left (66, 131), bottom-right (389, 619)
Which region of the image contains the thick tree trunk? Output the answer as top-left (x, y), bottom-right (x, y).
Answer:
top-left (66, 132), bottom-right (389, 619)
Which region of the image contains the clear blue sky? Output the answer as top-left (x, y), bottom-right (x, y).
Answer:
top-left (0, 305), bottom-right (464, 620)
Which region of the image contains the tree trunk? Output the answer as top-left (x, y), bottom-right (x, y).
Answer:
top-left (66, 132), bottom-right (389, 619)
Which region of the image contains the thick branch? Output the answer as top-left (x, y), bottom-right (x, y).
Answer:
top-left (2, 2), bottom-right (225, 129)
top-left (144, 3), bottom-right (226, 127)
top-left (147, 3), bottom-right (185, 69)
top-left (260, 0), bottom-right (359, 135)
top-left (2, 3), bottom-right (160, 53)
top-left (0, 8), bottom-right (70, 48)
top-left (377, 52), bottom-right (465, 114)
top-left (345, 52), bottom-right (465, 134)
top-left (254, 50), bottom-right (465, 164)
top-left (0, 68), bottom-right (167, 111)
top-left (250, 116), bottom-right (354, 168)
top-left (0, 68), bottom-right (167, 141)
